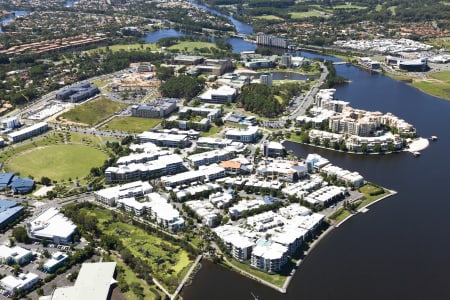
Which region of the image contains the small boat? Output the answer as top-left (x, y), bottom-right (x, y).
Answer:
top-left (431, 135), bottom-right (438, 141)
top-left (413, 151), bottom-right (421, 157)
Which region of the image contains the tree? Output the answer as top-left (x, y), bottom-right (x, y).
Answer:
top-left (12, 227), bottom-right (30, 244)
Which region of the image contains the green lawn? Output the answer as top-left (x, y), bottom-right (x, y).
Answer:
top-left (289, 11), bottom-right (325, 19)
top-left (87, 43), bottom-right (158, 54)
top-left (168, 41), bottom-right (218, 53)
top-left (200, 125), bottom-right (222, 137)
top-left (228, 259), bottom-right (288, 288)
top-left (333, 4), bottom-right (366, 9)
top-left (253, 15), bottom-right (284, 20)
top-left (327, 207), bottom-right (352, 223)
top-left (5, 144), bottom-right (108, 181)
top-left (412, 71), bottom-right (450, 100)
top-left (59, 96), bottom-right (128, 126)
top-left (101, 116), bottom-right (162, 133)
top-left (427, 37), bottom-right (450, 50)
top-left (355, 183), bottom-right (391, 210)
top-left (113, 258), bottom-right (164, 300)
top-left (83, 208), bottom-right (194, 293)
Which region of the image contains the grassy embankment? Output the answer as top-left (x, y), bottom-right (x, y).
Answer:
top-left (101, 116), bottom-right (162, 133)
top-left (82, 207), bottom-right (195, 294)
top-left (168, 41), bottom-right (218, 53)
top-left (411, 70), bottom-right (450, 101)
top-left (59, 96), bottom-right (128, 126)
top-left (328, 183), bottom-right (391, 224)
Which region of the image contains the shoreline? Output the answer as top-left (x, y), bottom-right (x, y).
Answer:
top-left (210, 188), bottom-right (397, 295)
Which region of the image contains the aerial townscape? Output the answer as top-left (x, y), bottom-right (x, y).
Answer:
top-left (0, 0), bottom-right (446, 300)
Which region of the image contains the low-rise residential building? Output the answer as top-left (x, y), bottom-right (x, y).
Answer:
top-left (185, 200), bottom-right (220, 227)
top-left (28, 207), bottom-right (77, 244)
top-left (187, 149), bottom-right (235, 167)
top-left (251, 239), bottom-right (288, 273)
top-left (95, 181), bottom-right (153, 206)
top-left (321, 164), bottom-right (365, 187)
top-left (0, 273), bottom-right (39, 295)
top-left (228, 197), bottom-right (275, 219)
top-left (304, 185), bottom-right (346, 206)
top-left (7, 122), bottom-right (48, 143)
top-left (116, 151), bottom-right (171, 166)
top-left (174, 183), bottom-right (221, 202)
top-left (225, 126), bottom-right (260, 143)
top-left (262, 141), bottom-right (285, 157)
top-left (105, 154), bottom-right (184, 183)
top-left (146, 193), bottom-right (185, 231)
top-left (161, 165), bottom-right (226, 188)
top-left (214, 225), bottom-right (255, 261)
top-left (256, 159), bottom-right (307, 182)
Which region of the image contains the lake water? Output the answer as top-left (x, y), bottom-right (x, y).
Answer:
top-left (182, 54), bottom-right (450, 299)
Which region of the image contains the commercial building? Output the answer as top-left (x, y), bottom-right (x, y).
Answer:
top-left (105, 154), bottom-right (184, 183)
top-left (179, 106), bottom-right (222, 121)
top-left (56, 82), bottom-right (99, 103)
top-left (137, 131), bottom-right (191, 148)
top-left (198, 85), bottom-right (237, 104)
top-left (40, 262), bottom-right (117, 300)
top-left (225, 126), bottom-right (260, 143)
top-left (0, 273), bottom-right (39, 295)
top-left (94, 181), bottom-right (153, 206)
top-left (280, 54), bottom-right (292, 67)
top-left (0, 199), bottom-right (24, 229)
top-left (256, 34), bottom-right (289, 48)
top-left (7, 122), bottom-right (48, 143)
top-left (0, 245), bottom-right (33, 265)
top-left (0, 173), bottom-right (35, 194)
top-left (173, 55), bottom-right (204, 65)
top-left (1, 117), bottom-right (20, 129)
top-left (42, 251), bottom-right (69, 273)
top-left (28, 207), bottom-right (77, 244)
top-left (131, 98), bottom-right (178, 118)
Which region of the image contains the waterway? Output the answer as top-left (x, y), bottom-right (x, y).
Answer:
top-left (143, 1), bottom-right (256, 53)
top-left (183, 52), bottom-right (450, 299)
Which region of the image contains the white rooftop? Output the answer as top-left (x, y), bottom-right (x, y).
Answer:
top-left (28, 207), bottom-right (76, 240)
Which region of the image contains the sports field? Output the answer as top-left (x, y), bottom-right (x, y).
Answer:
top-left (5, 144), bottom-right (108, 181)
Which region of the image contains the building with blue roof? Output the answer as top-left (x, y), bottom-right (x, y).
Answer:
top-left (10, 178), bottom-right (34, 194)
top-left (0, 173), bottom-right (16, 190)
top-left (0, 199), bottom-right (24, 229)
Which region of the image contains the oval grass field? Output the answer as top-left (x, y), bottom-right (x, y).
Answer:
top-left (5, 144), bottom-right (108, 181)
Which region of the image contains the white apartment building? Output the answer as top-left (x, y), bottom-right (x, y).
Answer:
top-left (187, 149), bottom-right (235, 167)
top-left (95, 180), bottom-right (153, 206)
top-left (161, 165), bottom-right (226, 188)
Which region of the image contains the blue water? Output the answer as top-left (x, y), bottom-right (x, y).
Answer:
top-left (143, 1), bottom-right (256, 53)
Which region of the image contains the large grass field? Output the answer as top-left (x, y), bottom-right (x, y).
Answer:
top-left (412, 70), bottom-right (450, 100)
top-left (289, 11), bottom-right (325, 19)
top-left (5, 144), bottom-right (108, 181)
top-left (83, 207), bottom-right (194, 293)
top-left (59, 97), bottom-right (128, 126)
top-left (100, 116), bottom-right (162, 133)
top-left (254, 15), bottom-right (284, 21)
top-left (87, 43), bottom-right (158, 54)
top-left (168, 41), bottom-right (218, 53)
